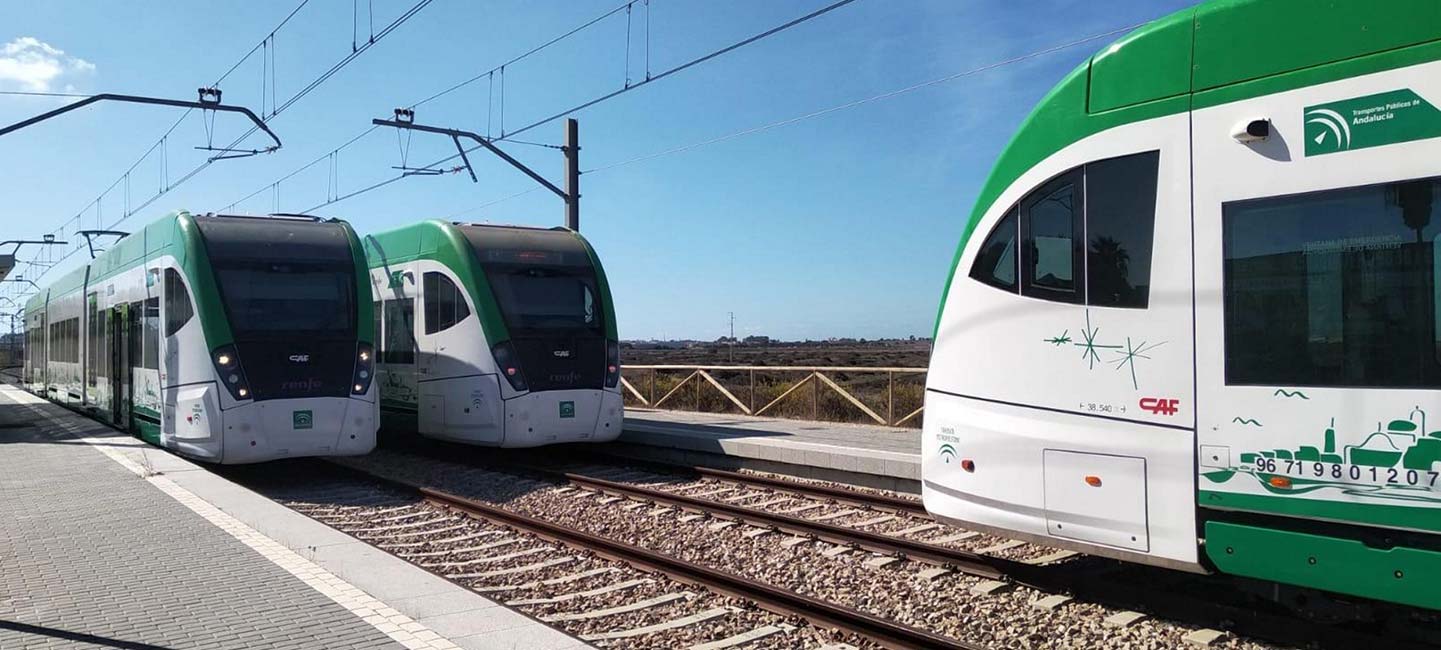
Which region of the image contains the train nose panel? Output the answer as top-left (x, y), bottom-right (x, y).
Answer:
top-left (220, 397), bottom-right (370, 463)
top-left (502, 389), bottom-right (623, 447)
top-left (1041, 450), bottom-right (1150, 552)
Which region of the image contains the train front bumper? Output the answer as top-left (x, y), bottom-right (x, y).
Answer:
top-left (502, 388), bottom-right (623, 447)
top-left (219, 395), bottom-right (377, 463)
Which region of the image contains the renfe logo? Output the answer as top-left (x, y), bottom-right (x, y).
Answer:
top-left (1139, 397), bottom-right (1180, 416)
top-left (289, 354), bottom-right (310, 363)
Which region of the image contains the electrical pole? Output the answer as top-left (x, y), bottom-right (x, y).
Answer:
top-left (564, 118), bottom-right (580, 231)
top-left (373, 111), bottom-right (580, 231)
top-left (728, 311), bottom-right (735, 363)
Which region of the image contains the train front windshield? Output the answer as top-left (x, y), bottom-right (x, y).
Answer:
top-left (487, 267), bottom-right (600, 332)
top-left (197, 216), bottom-right (360, 401)
top-left (466, 227), bottom-right (607, 392)
top-left (213, 263), bottom-right (356, 338)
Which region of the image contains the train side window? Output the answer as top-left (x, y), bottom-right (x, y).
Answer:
top-left (1020, 169), bottom-right (1084, 303)
top-left (143, 298), bottom-right (160, 370)
top-left (968, 208), bottom-right (1019, 291)
top-left (1224, 176), bottom-right (1441, 388)
top-left (423, 271), bottom-right (471, 334)
top-left (1085, 151), bottom-right (1158, 308)
top-left (164, 269), bottom-right (194, 337)
top-left (382, 299), bottom-right (416, 364)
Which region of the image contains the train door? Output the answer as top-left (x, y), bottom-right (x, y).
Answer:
top-left (109, 303), bottom-right (130, 429)
top-left (85, 292), bottom-right (98, 409)
top-left (416, 271), bottom-right (441, 433)
top-left (127, 303), bottom-right (143, 435)
top-left (1191, 61), bottom-right (1441, 539)
top-left (35, 310), bottom-right (47, 391)
top-left (378, 268), bottom-right (420, 419)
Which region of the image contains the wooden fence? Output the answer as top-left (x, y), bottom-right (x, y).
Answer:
top-left (620, 364), bottom-right (926, 428)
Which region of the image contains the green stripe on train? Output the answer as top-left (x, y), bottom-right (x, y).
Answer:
top-left (934, 0), bottom-right (1441, 336)
top-left (363, 220), bottom-right (511, 344)
top-left (1206, 520), bottom-right (1441, 610)
top-left (1202, 489), bottom-right (1441, 533)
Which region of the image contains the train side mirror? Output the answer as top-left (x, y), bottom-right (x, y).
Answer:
top-left (1232, 118), bottom-right (1271, 143)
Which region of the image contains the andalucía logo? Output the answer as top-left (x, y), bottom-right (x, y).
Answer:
top-left (938, 443), bottom-right (957, 464)
top-left (1304, 89), bottom-right (1441, 156)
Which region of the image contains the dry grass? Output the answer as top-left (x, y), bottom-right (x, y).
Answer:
top-left (620, 342), bottom-right (929, 428)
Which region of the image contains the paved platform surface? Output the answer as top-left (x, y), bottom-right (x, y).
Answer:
top-left (0, 384), bottom-right (590, 650)
top-left (615, 409), bottom-right (921, 492)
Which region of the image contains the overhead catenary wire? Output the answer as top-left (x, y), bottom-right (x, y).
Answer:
top-left (5, 0), bottom-right (313, 290)
top-left (16, 0), bottom-right (435, 286)
top-left (406, 0), bottom-right (637, 110)
top-left (294, 0), bottom-right (864, 215)
top-left (583, 22), bottom-right (1145, 174)
top-left (0, 90), bottom-right (95, 98)
top-left (212, 0), bottom-right (311, 88)
top-left (224, 0), bottom-right (645, 213)
top-left (440, 22), bottom-right (1147, 219)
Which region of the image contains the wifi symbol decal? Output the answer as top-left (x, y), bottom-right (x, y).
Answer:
top-left (1305, 108), bottom-right (1351, 151)
top-left (938, 443), bottom-right (957, 465)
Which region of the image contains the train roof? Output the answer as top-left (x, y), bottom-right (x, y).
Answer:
top-left (23, 210), bottom-right (191, 313)
top-left (22, 212), bottom-right (370, 350)
top-left (362, 219), bottom-right (616, 341)
top-left (937, 0), bottom-right (1441, 334)
top-left (193, 213), bottom-right (355, 263)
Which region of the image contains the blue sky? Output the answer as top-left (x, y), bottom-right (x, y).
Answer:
top-left (0, 0), bottom-right (1194, 341)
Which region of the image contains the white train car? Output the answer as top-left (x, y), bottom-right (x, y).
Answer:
top-left (924, 0), bottom-right (1441, 609)
top-left (24, 212), bottom-right (378, 463)
top-left (364, 220), bottom-right (623, 447)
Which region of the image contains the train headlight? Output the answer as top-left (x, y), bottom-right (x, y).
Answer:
top-left (491, 341), bottom-right (528, 392)
top-left (604, 339), bottom-right (620, 388)
top-left (351, 342), bottom-right (375, 396)
top-left (212, 344), bottom-right (252, 402)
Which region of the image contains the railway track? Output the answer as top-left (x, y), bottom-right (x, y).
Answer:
top-left (358, 441), bottom-right (1441, 650)
top-left (415, 480), bottom-right (981, 650)
top-left (15, 378), bottom-right (1431, 650)
top-left (518, 464), bottom-right (1017, 579)
top-left (238, 460), bottom-right (982, 650)
top-left (670, 464), bottom-right (927, 516)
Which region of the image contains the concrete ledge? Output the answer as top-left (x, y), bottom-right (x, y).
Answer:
top-left (5, 385), bottom-right (591, 650)
top-left (610, 411), bottom-right (921, 493)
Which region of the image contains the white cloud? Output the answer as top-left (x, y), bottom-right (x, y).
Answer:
top-left (0, 36), bottom-right (95, 92)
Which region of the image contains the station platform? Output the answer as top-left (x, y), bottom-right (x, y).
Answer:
top-left (0, 384), bottom-right (590, 650)
top-left (612, 409), bottom-right (921, 493)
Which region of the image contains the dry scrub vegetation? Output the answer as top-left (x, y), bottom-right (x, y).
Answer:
top-left (621, 341), bottom-right (930, 428)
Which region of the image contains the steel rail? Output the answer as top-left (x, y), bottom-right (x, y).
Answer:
top-left (419, 485), bottom-right (985, 650)
top-left (685, 464), bottom-right (927, 516)
top-left (316, 457), bottom-right (988, 649)
top-left (524, 466), bottom-right (1012, 580)
top-left (516, 463), bottom-right (1441, 650)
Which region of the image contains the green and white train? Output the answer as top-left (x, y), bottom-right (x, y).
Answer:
top-left (23, 212), bottom-right (378, 463)
top-left (924, 0), bottom-right (1441, 609)
top-left (363, 220), bottom-right (622, 447)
